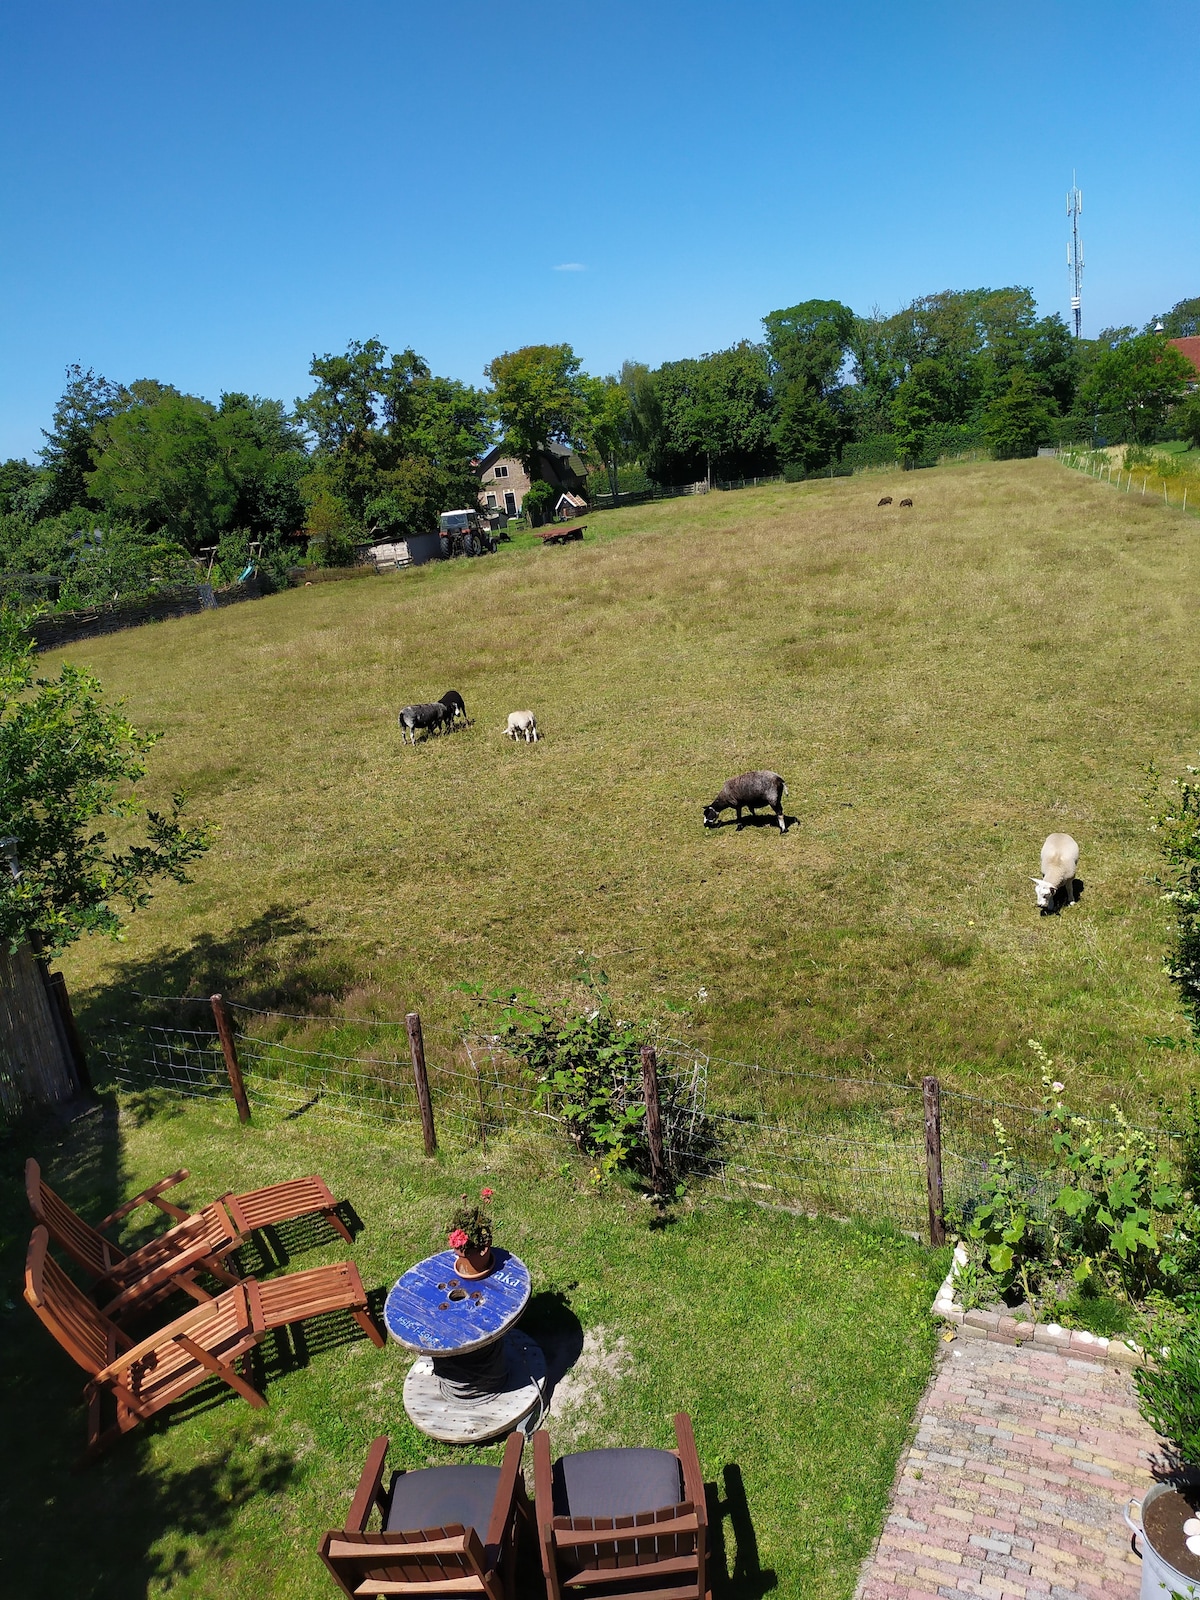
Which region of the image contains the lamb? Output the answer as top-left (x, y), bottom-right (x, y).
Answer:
top-left (504, 710), bottom-right (539, 742)
top-left (703, 771), bottom-right (788, 833)
top-left (898, 496), bottom-right (913, 507)
top-left (440, 689), bottom-right (468, 725)
top-left (877, 496), bottom-right (893, 506)
top-left (1032, 833), bottom-right (1080, 912)
top-left (398, 701), bottom-right (450, 743)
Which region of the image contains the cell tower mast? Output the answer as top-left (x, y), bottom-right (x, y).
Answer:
top-left (1066, 174), bottom-right (1083, 338)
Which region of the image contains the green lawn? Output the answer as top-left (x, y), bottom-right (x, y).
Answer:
top-left (0, 1099), bottom-right (946, 1599)
top-left (51, 457), bottom-right (1200, 1110)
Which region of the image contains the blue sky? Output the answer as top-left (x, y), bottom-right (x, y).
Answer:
top-left (1, 1), bottom-right (1196, 460)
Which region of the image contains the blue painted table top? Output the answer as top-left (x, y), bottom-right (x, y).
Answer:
top-left (384, 1249), bottom-right (531, 1356)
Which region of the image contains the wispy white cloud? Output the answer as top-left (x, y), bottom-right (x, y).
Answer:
top-left (553, 262), bottom-right (586, 272)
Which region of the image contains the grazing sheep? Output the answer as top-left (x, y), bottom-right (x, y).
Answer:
top-left (398, 701), bottom-right (450, 743)
top-left (440, 689), bottom-right (468, 725)
top-left (1032, 833), bottom-right (1080, 913)
top-left (877, 496), bottom-right (893, 506)
top-left (505, 710), bottom-right (539, 742)
top-left (898, 496), bottom-right (913, 507)
top-left (703, 771), bottom-right (788, 833)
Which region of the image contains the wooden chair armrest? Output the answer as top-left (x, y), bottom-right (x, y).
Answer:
top-left (96, 1296), bottom-right (222, 1380)
top-left (485, 1431), bottom-right (526, 1559)
top-left (674, 1412), bottom-right (706, 1526)
top-left (97, 1170), bottom-right (190, 1230)
top-left (346, 1436), bottom-right (391, 1533)
top-left (532, 1428), bottom-right (562, 1599)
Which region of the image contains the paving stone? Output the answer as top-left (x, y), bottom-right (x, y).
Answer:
top-left (853, 1340), bottom-right (1166, 1600)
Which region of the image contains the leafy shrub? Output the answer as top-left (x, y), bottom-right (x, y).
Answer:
top-left (1134, 1297), bottom-right (1200, 1461)
top-left (521, 479), bottom-right (556, 527)
top-left (958, 1119), bottom-right (1047, 1305)
top-left (1148, 758), bottom-right (1200, 1034)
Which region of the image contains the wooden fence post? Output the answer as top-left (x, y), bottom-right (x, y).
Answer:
top-left (210, 994), bottom-right (251, 1124)
top-left (922, 1075), bottom-right (945, 1247)
top-left (406, 1011), bottom-right (437, 1157)
top-left (641, 1045), bottom-right (666, 1196)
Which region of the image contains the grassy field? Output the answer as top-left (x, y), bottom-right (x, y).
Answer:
top-left (0, 1104), bottom-right (945, 1599)
top-left (52, 457), bottom-right (1200, 1109)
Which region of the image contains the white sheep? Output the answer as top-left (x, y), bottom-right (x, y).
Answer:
top-left (1032, 833), bottom-right (1080, 912)
top-left (504, 710), bottom-right (539, 742)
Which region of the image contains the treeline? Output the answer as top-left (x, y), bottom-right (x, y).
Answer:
top-left (2, 289), bottom-right (1197, 608)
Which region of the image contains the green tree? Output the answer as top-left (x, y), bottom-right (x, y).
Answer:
top-left (982, 369), bottom-right (1058, 458)
top-left (0, 459), bottom-right (38, 518)
top-left (772, 383), bottom-right (838, 472)
top-left (0, 607), bottom-right (209, 953)
top-left (521, 479), bottom-right (557, 526)
top-left (483, 344), bottom-right (590, 474)
top-left (39, 365), bottom-right (127, 516)
top-left (581, 375), bottom-right (632, 497)
top-left (1172, 392), bottom-right (1200, 450)
top-left (763, 299), bottom-right (855, 394)
top-left (87, 389), bottom-right (227, 549)
top-left (891, 360), bottom-right (952, 464)
top-left (1079, 334), bottom-right (1194, 443)
top-left (651, 343), bottom-right (774, 483)
top-left (1148, 296), bottom-right (1200, 340)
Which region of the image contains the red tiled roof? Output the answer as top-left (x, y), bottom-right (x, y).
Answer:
top-left (1169, 335), bottom-right (1200, 375)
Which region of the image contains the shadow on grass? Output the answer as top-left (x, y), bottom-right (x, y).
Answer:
top-left (0, 1097), bottom-right (300, 1599)
top-left (517, 1288), bottom-right (585, 1405)
top-left (706, 814), bottom-right (799, 833)
top-left (708, 1462), bottom-right (777, 1599)
top-left (73, 904), bottom-right (357, 1037)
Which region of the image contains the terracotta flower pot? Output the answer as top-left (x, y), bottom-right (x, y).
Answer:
top-left (453, 1246), bottom-right (494, 1279)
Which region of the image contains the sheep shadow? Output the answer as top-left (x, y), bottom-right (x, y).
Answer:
top-left (1039, 878), bottom-right (1085, 917)
top-left (706, 813), bottom-right (799, 833)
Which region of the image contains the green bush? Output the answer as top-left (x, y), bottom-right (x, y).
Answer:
top-left (521, 479), bottom-right (556, 527)
top-left (1135, 1298), bottom-right (1200, 1460)
top-left (1148, 759), bottom-right (1200, 1035)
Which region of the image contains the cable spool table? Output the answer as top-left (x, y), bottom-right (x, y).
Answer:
top-left (384, 1248), bottom-right (547, 1444)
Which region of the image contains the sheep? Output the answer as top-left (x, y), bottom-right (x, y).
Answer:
top-left (898, 496), bottom-right (913, 507)
top-left (1032, 833), bottom-right (1080, 913)
top-left (504, 710), bottom-right (539, 742)
top-left (440, 689), bottom-right (468, 726)
top-left (703, 771), bottom-right (788, 833)
top-left (398, 701), bottom-right (450, 743)
top-left (877, 496), bottom-right (893, 506)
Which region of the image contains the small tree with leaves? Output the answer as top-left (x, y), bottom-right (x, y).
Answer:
top-left (0, 606), bottom-right (210, 955)
top-left (1148, 758), bottom-right (1200, 1039)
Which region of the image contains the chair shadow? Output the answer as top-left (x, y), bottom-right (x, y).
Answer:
top-left (707, 1463), bottom-right (776, 1599)
top-left (231, 1202), bottom-right (364, 1275)
top-left (515, 1289), bottom-right (585, 1406)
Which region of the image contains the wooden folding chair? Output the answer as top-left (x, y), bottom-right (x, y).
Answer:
top-left (24, 1225), bottom-right (382, 1461)
top-left (533, 1413), bottom-right (709, 1600)
top-left (320, 1432), bottom-right (530, 1600)
top-left (26, 1159), bottom-right (352, 1321)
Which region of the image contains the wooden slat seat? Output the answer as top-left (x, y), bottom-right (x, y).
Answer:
top-left (247, 1260), bottom-right (384, 1347)
top-left (320, 1433), bottom-right (530, 1600)
top-left (24, 1225), bottom-right (383, 1462)
top-left (534, 1416), bottom-right (709, 1600)
top-left (26, 1158), bottom-right (355, 1322)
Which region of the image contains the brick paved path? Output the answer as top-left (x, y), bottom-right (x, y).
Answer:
top-left (854, 1335), bottom-right (1166, 1599)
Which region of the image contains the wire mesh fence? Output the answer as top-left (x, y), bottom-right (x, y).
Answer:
top-left (92, 1000), bottom-right (1186, 1240)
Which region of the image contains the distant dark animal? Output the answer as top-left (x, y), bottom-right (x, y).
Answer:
top-left (898, 497), bottom-right (913, 507)
top-left (877, 496), bottom-right (893, 506)
top-left (440, 690), bottom-right (468, 725)
top-left (703, 771), bottom-right (788, 833)
top-left (398, 702), bottom-right (450, 743)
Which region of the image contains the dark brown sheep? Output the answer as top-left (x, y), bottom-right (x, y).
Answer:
top-left (899, 496), bottom-right (913, 507)
top-left (877, 496), bottom-right (893, 506)
top-left (703, 771), bottom-right (788, 833)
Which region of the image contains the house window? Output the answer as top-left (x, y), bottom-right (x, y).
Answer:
top-left (486, 492), bottom-right (497, 508)
top-left (504, 491), bottom-right (516, 516)
top-left (494, 465), bottom-right (509, 479)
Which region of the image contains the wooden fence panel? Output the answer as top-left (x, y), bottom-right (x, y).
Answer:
top-left (0, 942), bottom-right (79, 1116)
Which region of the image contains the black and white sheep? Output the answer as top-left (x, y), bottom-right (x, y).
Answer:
top-left (504, 710), bottom-right (539, 742)
top-left (440, 690), bottom-right (468, 725)
top-left (1032, 833), bottom-right (1080, 913)
top-left (398, 701), bottom-right (451, 743)
top-left (703, 771), bottom-right (788, 832)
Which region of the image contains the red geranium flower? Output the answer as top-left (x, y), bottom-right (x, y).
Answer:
top-left (481, 1188), bottom-right (493, 1199)
top-left (448, 1228), bottom-right (469, 1251)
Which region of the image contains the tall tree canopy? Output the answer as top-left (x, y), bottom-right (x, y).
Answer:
top-left (483, 344), bottom-right (590, 473)
top-left (1078, 334), bottom-right (1195, 443)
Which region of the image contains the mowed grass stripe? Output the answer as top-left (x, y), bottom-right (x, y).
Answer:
top-left (56, 458), bottom-right (1200, 1105)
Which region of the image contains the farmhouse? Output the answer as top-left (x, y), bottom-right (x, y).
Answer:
top-left (1169, 335), bottom-right (1200, 383)
top-left (475, 440), bottom-right (587, 518)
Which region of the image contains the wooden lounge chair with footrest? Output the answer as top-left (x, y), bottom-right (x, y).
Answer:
top-left (533, 1412), bottom-right (709, 1600)
top-left (23, 1225), bottom-right (383, 1462)
top-left (26, 1158), bottom-right (352, 1321)
top-left (320, 1431), bottom-right (530, 1600)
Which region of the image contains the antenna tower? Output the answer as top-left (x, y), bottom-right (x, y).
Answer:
top-left (1066, 174), bottom-right (1083, 338)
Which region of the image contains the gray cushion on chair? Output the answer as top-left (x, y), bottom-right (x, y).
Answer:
top-left (385, 1464), bottom-right (502, 1537)
top-left (552, 1449), bottom-right (683, 1520)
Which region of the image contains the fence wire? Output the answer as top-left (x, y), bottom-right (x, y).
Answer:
top-left (93, 1005), bottom-right (1185, 1237)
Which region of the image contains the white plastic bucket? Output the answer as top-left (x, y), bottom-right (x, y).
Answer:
top-left (1127, 1481), bottom-right (1200, 1599)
